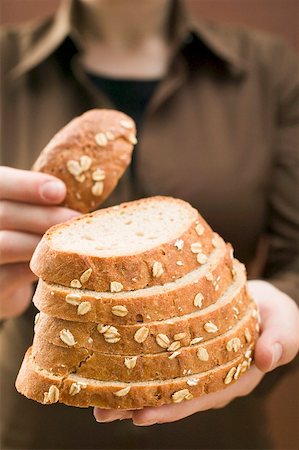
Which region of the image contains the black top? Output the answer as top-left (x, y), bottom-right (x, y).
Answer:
top-left (87, 73), bottom-right (160, 132)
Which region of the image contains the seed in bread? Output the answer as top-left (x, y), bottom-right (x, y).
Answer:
top-left (204, 321), bottom-right (219, 333)
top-left (95, 132), bottom-right (108, 147)
top-left (120, 119), bottom-right (133, 129)
top-left (191, 243), bottom-right (202, 253)
top-left (195, 224), bottom-right (205, 236)
top-left (187, 378), bottom-right (199, 386)
top-left (168, 350), bottom-right (181, 360)
top-left (197, 253), bottom-right (208, 264)
top-left (102, 326), bottom-right (120, 343)
top-left (224, 367), bottom-right (237, 384)
top-left (197, 347), bottom-right (209, 361)
top-left (244, 328), bottom-right (252, 343)
top-left (156, 334), bottom-right (170, 349)
top-left (234, 364), bottom-right (242, 380)
top-left (194, 293), bottom-right (204, 308)
top-left (65, 293), bottom-right (81, 305)
top-left (172, 389), bottom-right (193, 403)
top-left (190, 337), bottom-right (203, 345)
top-left (112, 305), bottom-right (128, 317)
top-left (174, 333), bottom-right (187, 341)
top-left (69, 382), bottom-right (87, 396)
top-left (128, 134), bottom-right (137, 145)
top-left (70, 279), bottom-right (82, 289)
top-left (80, 269), bottom-right (92, 284)
top-left (59, 329), bottom-right (76, 346)
top-left (91, 181), bottom-right (104, 197)
top-left (226, 337), bottom-right (241, 352)
top-left (174, 239), bottom-right (184, 250)
top-left (110, 282), bottom-right (123, 293)
top-left (34, 313), bottom-right (40, 326)
top-left (43, 385), bottom-right (59, 404)
top-left (77, 302), bottom-right (92, 316)
top-left (205, 272), bottom-right (213, 281)
top-left (92, 168), bottom-right (105, 181)
top-left (113, 386), bottom-right (131, 397)
top-left (134, 327), bottom-right (149, 343)
top-left (167, 341), bottom-right (181, 352)
top-left (152, 262), bottom-right (164, 278)
top-left (124, 357), bottom-right (137, 370)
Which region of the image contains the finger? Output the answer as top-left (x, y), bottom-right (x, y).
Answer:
top-left (0, 230), bottom-right (41, 264)
top-left (132, 367), bottom-right (263, 426)
top-left (0, 201), bottom-right (79, 233)
top-left (248, 280), bottom-right (299, 372)
top-left (93, 408), bottom-right (133, 423)
top-left (0, 263), bottom-right (37, 318)
top-left (0, 167), bottom-right (66, 205)
top-left (0, 262), bottom-right (37, 295)
top-left (0, 282), bottom-right (34, 319)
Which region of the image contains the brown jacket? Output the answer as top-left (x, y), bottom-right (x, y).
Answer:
top-left (0, 0), bottom-right (298, 449)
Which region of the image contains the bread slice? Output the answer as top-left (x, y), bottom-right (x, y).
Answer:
top-left (33, 236), bottom-right (233, 324)
top-left (15, 346), bottom-right (254, 409)
top-left (33, 109), bottom-right (136, 213)
top-left (30, 197), bottom-right (215, 292)
top-left (34, 261), bottom-right (251, 355)
top-left (32, 305), bottom-right (257, 382)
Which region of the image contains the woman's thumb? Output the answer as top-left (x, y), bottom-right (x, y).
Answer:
top-left (247, 280), bottom-right (299, 373)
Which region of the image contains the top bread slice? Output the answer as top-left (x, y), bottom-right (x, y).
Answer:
top-left (32, 109), bottom-right (136, 213)
top-left (30, 197), bottom-right (215, 292)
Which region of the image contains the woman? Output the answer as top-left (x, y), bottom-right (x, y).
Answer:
top-left (0, 0), bottom-right (298, 448)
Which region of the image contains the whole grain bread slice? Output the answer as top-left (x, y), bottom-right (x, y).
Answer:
top-left (15, 346), bottom-right (254, 409)
top-left (33, 109), bottom-right (136, 213)
top-left (33, 236), bottom-right (233, 324)
top-left (32, 304), bottom-right (257, 382)
top-left (34, 261), bottom-right (252, 355)
top-left (30, 197), bottom-right (215, 292)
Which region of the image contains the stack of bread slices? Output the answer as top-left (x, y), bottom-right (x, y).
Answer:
top-left (16, 196), bottom-right (259, 409)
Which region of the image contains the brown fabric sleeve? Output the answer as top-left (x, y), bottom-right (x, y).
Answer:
top-left (263, 39), bottom-right (299, 303)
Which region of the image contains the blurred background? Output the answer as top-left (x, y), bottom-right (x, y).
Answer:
top-left (1, 0), bottom-right (298, 52)
top-left (1, 1), bottom-right (298, 449)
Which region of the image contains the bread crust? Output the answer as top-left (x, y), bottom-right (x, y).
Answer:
top-left (30, 197), bottom-right (215, 292)
top-left (15, 347), bottom-right (255, 409)
top-left (32, 109), bottom-right (136, 213)
top-left (33, 263), bottom-right (251, 356)
top-left (33, 240), bottom-right (233, 324)
top-left (32, 306), bottom-right (257, 382)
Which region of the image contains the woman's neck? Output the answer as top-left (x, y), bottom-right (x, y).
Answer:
top-left (77, 0), bottom-right (173, 79)
top-left (79, 0), bottom-right (172, 48)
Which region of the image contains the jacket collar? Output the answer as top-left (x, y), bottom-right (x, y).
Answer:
top-left (10, 0), bottom-right (248, 80)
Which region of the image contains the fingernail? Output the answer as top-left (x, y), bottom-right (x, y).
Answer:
top-left (119, 415), bottom-right (130, 421)
top-left (271, 343), bottom-right (282, 369)
top-left (95, 415), bottom-right (114, 423)
top-left (95, 418), bottom-right (113, 423)
top-left (40, 180), bottom-right (65, 202)
top-left (133, 420), bottom-right (157, 427)
top-left (95, 413), bottom-right (126, 423)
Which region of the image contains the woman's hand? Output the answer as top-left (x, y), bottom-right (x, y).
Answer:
top-left (94, 280), bottom-right (299, 425)
top-left (0, 166), bottom-right (79, 319)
